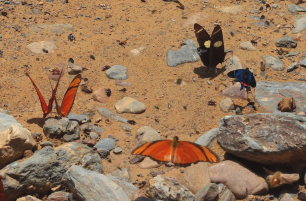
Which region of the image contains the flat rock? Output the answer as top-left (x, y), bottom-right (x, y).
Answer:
top-left (115, 97), bottom-right (146, 114)
top-left (64, 165), bottom-right (131, 201)
top-left (97, 108), bottom-right (129, 123)
top-left (147, 175), bottom-right (194, 201)
top-left (30, 24), bottom-right (74, 34)
top-left (105, 65), bottom-right (128, 80)
top-left (217, 113), bottom-right (306, 164)
top-left (0, 142), bottom-right (102, 201)
top-left (209, 160), bottom-right (268, 199)
top-left (183, 163), bottom-right (211, 193)
top-left (255, 81), bottom-right (306, 113)
top-left (27, 41), bottom-right (57, 54)
top-left (0, 115), bottom-right (36, 168)
top-left (292, 15), bottom-right (306, 33)
top-left (136, 126), bottom-right (161, 145)
top-left (167, 39), bottom-right (200, 67)
top-left (195, 128), bottom-right (219, 147)
top-left (263, 56), bottom-right (285, 71)
top-left (222, 82), bottom-right (248, 100)
top-left (239, 41), bottom-right (257, 51)
top-left (275, 36), bottom-right (297, 48)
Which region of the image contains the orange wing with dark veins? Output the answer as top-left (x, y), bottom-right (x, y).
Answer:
top-left (56, 74), bottom-right (82, 117)
top-left (132, 137), bottom-right (219, 165)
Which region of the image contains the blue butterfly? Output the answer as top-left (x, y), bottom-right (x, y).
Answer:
top-left (227, 68), bottom-right (256, 92)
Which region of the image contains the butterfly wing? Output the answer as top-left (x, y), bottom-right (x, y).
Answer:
top-left (26, 73), bottom-right (50, 118)
top-left (172, 141), bottom-right (219, 164)
top-left (209, 25), bottom-right (225, 68)
top-left (194, 23), bottom-right (211, 67)
top-left (228, 68), bottom-right (256, 90)
top-left (0, 176), bottom-right (5, 201)
top-left (57, 74), bottom-right (82, 117)
top-left (132, 140), bottom-right (173, 162)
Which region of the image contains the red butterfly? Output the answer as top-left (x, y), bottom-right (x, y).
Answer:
top-left (132, 136), bottom-right (219, 165)
top-left (26, 69), bottom-right (82, 118)
top-left (0, 175), bottom-right (5, 201)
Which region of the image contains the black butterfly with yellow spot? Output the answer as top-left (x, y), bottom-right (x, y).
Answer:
top-left (194, 23), bottom-right (226, 68)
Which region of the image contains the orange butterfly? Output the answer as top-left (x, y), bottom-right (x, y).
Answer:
top-left (0, 175), bottom-right (5, 201)
top-left (132, 136), bottom-right (219, 165)
top-left (26, 70), bottom-right (82, 118)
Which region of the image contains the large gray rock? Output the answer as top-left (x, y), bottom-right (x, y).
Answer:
top-left (147, 175), bottom-right (194, 201)
top-left (94, 138), bottom-right (116, 158)
top-left (255, 81), bottom-right (306, 113)
top-left (43, 118), bottom-right (80, 141)
top-left (0, 142), bottom-right (102, 201)
top-left (64, 165), bottom-right (131, 201)
top-left (167, 39), bottom-right (200, 67)
top-left (0, 113), bottom-right (36, 169)
top-left (209, 160), bottom-right (268, 199)
top-left (217, 113), bottom-right (306, 165)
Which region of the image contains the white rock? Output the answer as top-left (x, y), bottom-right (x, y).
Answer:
top-left (115, 97), bottom-right (146, 114)
top-left (220, 98), bottom-right (235, 112)
top-left (27, 41), bottom-right (57, 54)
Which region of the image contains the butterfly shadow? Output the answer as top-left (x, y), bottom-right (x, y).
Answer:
top-left (27, 117), bottom-right (47, 128)
top-left (193, 65), bottom-right (226, 80)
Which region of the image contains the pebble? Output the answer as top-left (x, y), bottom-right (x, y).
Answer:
top-left (287, 62), bottom-right (299, 72)
top-left (222, 82), bottom-right (248, 100)
top-left (195, 128), bottom-right (219, 147)
top-left (288, 4), bottom-right (306, 13)
top-left (67, 113), bottom-right (90, 124)
top-left (40, 141), bottom-right (54, 147)
top-left (275, 36), bottom-right (297, 48)
top-left (239, 41), bottom-right (257, 51)
top-left (115, 97), bottom-right (146, 114)
top-left (285, 51), bottom-right (300, 57)
top-left (113, 147), bottom-right (122, 154)
top-left (167, 39), bottom-right (200, 67)
top-left (68, 61), bottom-right (83, 74)
top-left (27, 40), bottom-right (57, 54)
top-left (105, 65), bottom-right (128, 80)
top-left (94, 138), bottom-right (116, 158)
top-left (300, 58), bottom-right (306, 67)
top-left (138, 157), bottom-right (161, 169)
top-left (292, 16), bottom-right (306, 33)
top-left (225, 55), bottom-right (243, 72)
top-left (93, 88), bottom-right (109, 103)
top-left (263, 56), bottom-right (285, 71)
top-left (136, 126), bottom-right (161, 145)
top-left (97, 108), bottom-right (129, 123)
top-left (220, 98), bottom-right (235, 112)
top-left (130, 46), bottom-right (146, 56)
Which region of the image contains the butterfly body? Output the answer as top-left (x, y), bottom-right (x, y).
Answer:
top-left (132, 136), bottom-right (219, 165)
top-left (194, 23), bottom-right (225, 68)
top-left (227, 68), bottom-right (256, 92)
top-left (27, 70), bottom-right (82, 118)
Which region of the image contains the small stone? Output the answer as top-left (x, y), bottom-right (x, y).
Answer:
top-left (115, 97), bottom-right (146, 114)
top-left (277, 97), bottom-right (296, 112)
top-left (225, 55), bottom-right (243, 72)
top-left (239, 41), bottom-right (257, 51)
top-left (222, 82), bottom-right (248, 100)
top-left (285, 51), bottom-right (299, 57)
top-left (94, 138), bottom-right (116, 158)
top-left (97, 108), bottom-right (129, 124)
top-left (263, 56), bottom-right (285, 71)
top-left (280, 193), bottom-right (295, 201)
top-left (105, 65), bottom-right (128, 80)
top-left (220, 98), bottom-right (235, 112)
top-left (27, 40), bottom-right (57, 54)
top-left (287, 62), bottom-right (299, 72)
top-left (138, 157), bottom-right (161, 169)
top-left (167, 39), bottom-right (200, 67)
top-left (300, 58), bottom-right (306, 67)
top-left (93, 88), bottom-right (109, 103)
top-left (195, 128), bottom-right (219, 147)
top-left (194, 183), bottom-right (219, 201)
top-left (275, 36), bottom-right (297, 48)
top-left (288, 4), bottom-right (306, 13)
top-left (113, 147), bottom-right (122, 154)
top-left (67, 113), bottom-right (90, 124)
top-left (292, 16), bottom-right (306, 33)
top-left (130, 46), bottom-right (146, 56)
top-left (67, 61), bottom-right (83, 74)
top-left (40, 141), bottom-right (54, 147)
top-left (136, 126), bottom-right (161, 145)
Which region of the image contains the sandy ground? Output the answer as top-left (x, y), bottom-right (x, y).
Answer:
top-left (0, 0), bottom-right (305, 199)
